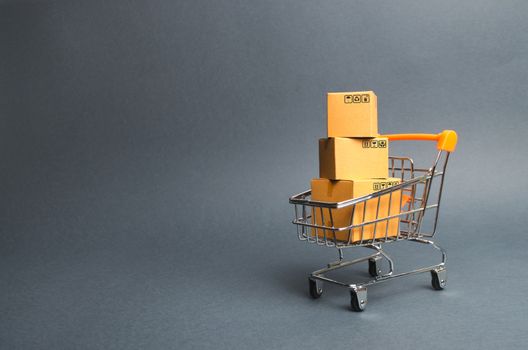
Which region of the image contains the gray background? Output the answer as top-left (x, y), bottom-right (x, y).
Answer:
top-left (1, 0), bottom-right (528, 349)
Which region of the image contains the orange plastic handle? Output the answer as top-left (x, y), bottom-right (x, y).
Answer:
top-left (381, 130), bottom-right (458, 152)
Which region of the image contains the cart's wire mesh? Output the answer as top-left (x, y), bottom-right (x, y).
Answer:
top-left (290, 152), bottom-right (449, 248)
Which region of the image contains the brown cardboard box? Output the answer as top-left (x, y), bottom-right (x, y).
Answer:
top-left (319, 137), bottom-right (388, 180)
top-left (311, 178), bottom-right (401, 242)
top-left (327, 91), bottom-right (378, 138)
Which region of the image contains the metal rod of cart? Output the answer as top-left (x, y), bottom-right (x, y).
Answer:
top-left (289, 130), bottom-right (458, 311)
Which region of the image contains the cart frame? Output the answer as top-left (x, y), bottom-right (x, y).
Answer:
top-left (289, 130), bottom-right (458, 311)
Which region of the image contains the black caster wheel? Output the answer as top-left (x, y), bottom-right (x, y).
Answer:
top-left (431, 268), bottom-right (447, 290)
top-left (368, 258), bottom-right (381, 277)
top-left (309, 278), bottom-right (323, 299)
top-left (350, 287), bottom-right (367, 312)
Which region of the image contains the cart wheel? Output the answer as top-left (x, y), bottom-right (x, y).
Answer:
top-left (431, 268), bottom-right (447, 290)
top-left (309, 278), bottom-right (323, 299)
top-left (350, 287), bottom-right (367, 312)
top-left (368, 258), bottom-right (381, 277)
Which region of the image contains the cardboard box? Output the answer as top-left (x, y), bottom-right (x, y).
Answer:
top-left (327, 91), bottom-right (378, 138)
top-left (311, 178), bottom-right (402, 242)
top-left (319, 137), bottom-right (388, 180)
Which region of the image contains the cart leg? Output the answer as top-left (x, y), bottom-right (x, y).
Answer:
top-left (308, 277), bottom-right (323, 298)
top-left (431, 267), bottom-right (447, 290)
top-left (350, 286), bottom-right (367, 312)
top-left (366, 244), bottom-right (394, 277)
top-left (368, 256), bottom-right (382, 277)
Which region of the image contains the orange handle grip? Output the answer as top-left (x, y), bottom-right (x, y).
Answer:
top-left (381, 130), bottom-right (458, 152)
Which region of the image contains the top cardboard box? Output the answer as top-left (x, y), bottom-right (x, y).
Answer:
top-left (327, 91), bottom-right (378, 138)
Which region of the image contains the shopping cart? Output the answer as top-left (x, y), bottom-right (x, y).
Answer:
top-left (289, 130), bottom-right (457, 311)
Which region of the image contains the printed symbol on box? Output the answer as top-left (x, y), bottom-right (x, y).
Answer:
top-left (344, 95), bottom-right (353, 104)
top-left (378, 140), bottom-right (387, 148)
top-left (352, 95), bottom-right (361, 103)
top-left (373, 183), bottom-right (380, 191)
top-left (361, 94), bottom-right (370, 103)
top-left (371, 140), bottom-right (378, 148)
top-left (381, 183), bottom-right (387, 189)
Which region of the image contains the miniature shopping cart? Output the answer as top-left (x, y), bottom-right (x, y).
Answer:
top-left (289, 130), bottom-right (458, 311)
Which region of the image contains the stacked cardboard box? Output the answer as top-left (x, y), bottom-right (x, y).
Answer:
top-left (311, 91), bottom-right (402, 242)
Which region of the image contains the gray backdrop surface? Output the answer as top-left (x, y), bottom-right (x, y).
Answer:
top-left (1, 0), bottom-right (528, 349)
